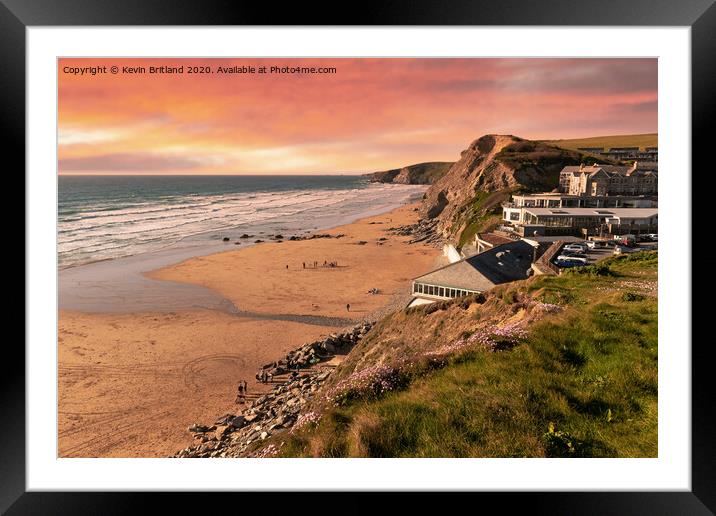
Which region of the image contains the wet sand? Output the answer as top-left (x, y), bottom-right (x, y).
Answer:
top-left (58, 203), bottom-right (440, 457)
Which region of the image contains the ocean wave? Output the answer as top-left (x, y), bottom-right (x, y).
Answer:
top-left (58, 181), bottom-right (426, 267)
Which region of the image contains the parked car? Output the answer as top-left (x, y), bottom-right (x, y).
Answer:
top-left (556, 254), bottom-right (588, 264)
top-left (645, 233), bottom-right (658, 241)
top-left (563, 244), bottom-right (587, 254)
top-left (556, 258), bottom-right (586, 268)
top-left (614, 234), bottom-right (637, 247)
top-left (587, 240), bottom-right (612, 249)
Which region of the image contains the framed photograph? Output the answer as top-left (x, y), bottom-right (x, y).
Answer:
top-left (8, 0), bottom-right (712, 512)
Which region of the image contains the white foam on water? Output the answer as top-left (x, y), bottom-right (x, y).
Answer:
top-left (58, 181), bottom-right (427, 313)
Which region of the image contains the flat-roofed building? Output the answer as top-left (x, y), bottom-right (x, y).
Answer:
top-left (474, 231), bottom-right (516, 253)
top-left (502, 193), bottom-right (656, 225)
top-left (519, 207), bottom-right (658, 236)
top-left (409, 241), bottom-right (534, 306)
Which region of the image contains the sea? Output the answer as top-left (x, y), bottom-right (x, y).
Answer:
top-left (58, 175), bottom-right (427, 269)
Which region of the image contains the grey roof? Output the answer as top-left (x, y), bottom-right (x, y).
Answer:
top-left (521, 235), bottom-right (585, 244)
top-left (560, 165), bottom-right (631, 176)
top-left (524, 207), bottom-right (658, 218)
top-left (413, 241), bottom-right (534, 292)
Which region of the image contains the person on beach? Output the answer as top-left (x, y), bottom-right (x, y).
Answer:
top-left (346, 303), bottom-right (350, 312)
top-left (302, 262), bottom-right (305, 269)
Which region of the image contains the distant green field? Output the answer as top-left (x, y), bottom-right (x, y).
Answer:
top-left (544, 133), bottom-right (658, 152)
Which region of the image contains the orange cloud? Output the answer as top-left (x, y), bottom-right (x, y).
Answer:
top-left (58, 58), bottom-right (657, 174)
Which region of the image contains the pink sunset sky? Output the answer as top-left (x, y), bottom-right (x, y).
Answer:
top-left (58, 58), bottom-right (657, 175)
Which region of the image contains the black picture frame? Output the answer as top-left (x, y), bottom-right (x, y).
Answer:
top-left (6, 0), bottom-right (711, 513)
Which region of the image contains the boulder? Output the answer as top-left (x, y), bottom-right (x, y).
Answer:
top-left (229, 415), bottom-right (246, 428)
top-left (215, 425), bottom-right (232, 440)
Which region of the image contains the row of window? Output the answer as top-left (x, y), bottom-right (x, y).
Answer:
top-left (413, 282), bottom-right (477, 299)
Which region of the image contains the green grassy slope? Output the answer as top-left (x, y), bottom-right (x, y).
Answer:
top-left (544, 133), bottom-right (658, 152)
top-left (271, 251), bottom-right (657, 458)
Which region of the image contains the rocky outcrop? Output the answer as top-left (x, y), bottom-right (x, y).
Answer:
top-left (420, 135), bottom-right (584, 238)
top-left (388, 218), bottom-right (443, 246)
top-left (366, 162), bottom-right (453, 185)
top-left (174, 322), bottom-right (373, 458)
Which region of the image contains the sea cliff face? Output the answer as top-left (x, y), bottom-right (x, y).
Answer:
top-left (419, 134), bottom-right (585, 238)
top-left (365, 162), bottom-right (453, 185)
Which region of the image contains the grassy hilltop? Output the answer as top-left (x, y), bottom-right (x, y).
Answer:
top-left (544, 133), bottom-right (658, 151)
top-left (268, 251), bottom-right (658, 458)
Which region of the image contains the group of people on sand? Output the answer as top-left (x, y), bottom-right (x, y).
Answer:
top-left (302, 260), bottom-right (339, 269)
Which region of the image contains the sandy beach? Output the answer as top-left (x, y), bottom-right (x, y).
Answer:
top-left (58, 203), bottom-right (441, 457)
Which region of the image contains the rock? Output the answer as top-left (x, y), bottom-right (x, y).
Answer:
top-left (260, 431), bottom-right (268, 440)
top-left (215, 425), bottom-right (232, 440)
top-left (215, 413), bottom-right (235, 426)
top-left (188, 424), bottom-right (214, 433)
top-left (223, 237), bottom-right (230, 242)
top-left (240, 234), bottom-right (251, 239)
top-left (357, 241), bottom-right (368, 245)
top-left (229, 415), bottom-right (246, 428)
top-left (254, 239), bottom-right (264, 243)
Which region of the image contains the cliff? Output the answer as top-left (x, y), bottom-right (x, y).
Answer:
top-left (366, 161), bottom-right (453, 185)
top-left (420, 135), bottom-right (586, 240)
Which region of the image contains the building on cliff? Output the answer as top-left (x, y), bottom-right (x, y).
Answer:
top-left (408, 240), bottom-right (535, 307)
top-left (503, 206), bottom-right (658, 238)
top-left (575, 147), bottom-right (658, 162)
top-left (558, 162), bottom-right (658, 196)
